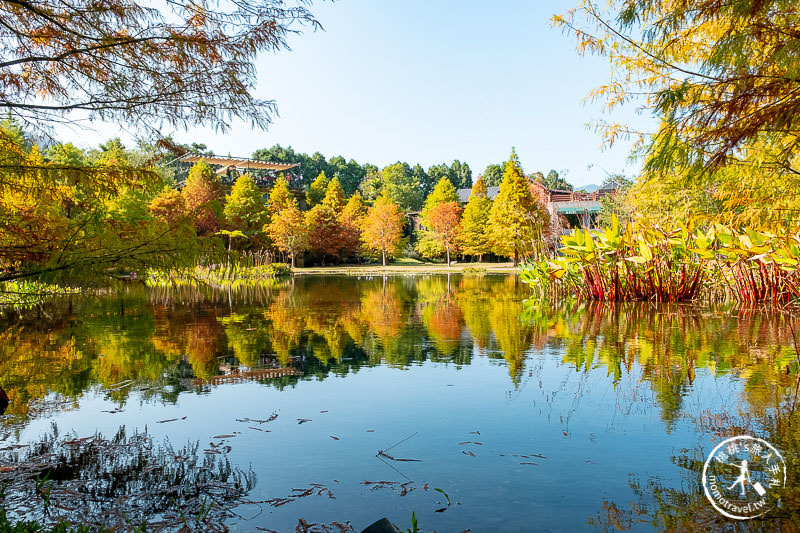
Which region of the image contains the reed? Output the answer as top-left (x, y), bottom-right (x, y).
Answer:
top-left (520, 217), bottom-right (800, 304)
top-left (146, 250), bottom-right (291, 288)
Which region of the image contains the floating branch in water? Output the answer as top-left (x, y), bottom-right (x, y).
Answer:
top-left (376, 432), bottom-right (421, 462)
top-left (262, 483), bottom-right (336, 509)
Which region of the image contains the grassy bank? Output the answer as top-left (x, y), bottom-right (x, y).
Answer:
top-left (293, 259), bottom-right (517, 275)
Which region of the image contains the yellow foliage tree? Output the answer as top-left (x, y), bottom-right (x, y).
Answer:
top-left (361, 192), bottom-right (405, 266)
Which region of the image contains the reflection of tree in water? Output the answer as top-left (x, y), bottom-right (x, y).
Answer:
top-left (10, 275), bottom-right (800, 434)
top-left (0, 322), bottom-right (91, 419)
top-left (0, 426), bottom-right (256, 531)
top-left (456, 275), bottom-right (493, 350)
top-left (419, 276), bottom-right (465, 357)
top-left (219, 312), bottom-right (272, 368)
top-left (488, 276), bottom-right (534, 385)
top-left (592, 407), bottom-right (800, 531)
top-left (522, 300), bottom-right (800, 429)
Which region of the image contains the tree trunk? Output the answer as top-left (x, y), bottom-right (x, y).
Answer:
top-left (513, 249), bottom-right (519, 267)
top-left (446, 246), bottom-right (450, 265)
top-left (291, 253), bottom-right (295, 269)
top-left (382, 248), bottom-right (386, 267)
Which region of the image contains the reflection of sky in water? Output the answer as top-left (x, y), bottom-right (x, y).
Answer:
top-left (11, 359), bottom-right (742, 530)
top-left (0, 275), bottom-right (796, 531)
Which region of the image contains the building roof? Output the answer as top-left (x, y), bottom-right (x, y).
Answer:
top-left (457, 186), bottom-right (499, 203)
top-left (178, 154), bottom-right (299, 172)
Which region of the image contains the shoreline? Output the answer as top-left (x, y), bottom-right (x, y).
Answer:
top-left (291, 261), bottom-right (518, 275)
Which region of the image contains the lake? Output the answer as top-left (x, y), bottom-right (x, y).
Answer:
top-left (0, 274), bottom-right (797, 531)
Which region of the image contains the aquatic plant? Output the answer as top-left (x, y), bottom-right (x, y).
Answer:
top-left (0, 280), bottom-right (81, 308)
top-left (146, 250), bottom-right (291, 287)
top-left (520, 216), bottom-right (704, 301)
top-left (521, 217), bottom-right (800, 303)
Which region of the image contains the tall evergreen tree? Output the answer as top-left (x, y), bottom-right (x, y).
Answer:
top-left (480, 164), bottom-right (504, 187)
top-left (459, 178), bottom-right (493, 260)
top-left (224, 174), bottom-right (269, 240)
top-left (538, 169), bottom-right (573, 191)
top-left (382, 162), bottom-right (423, 211)
top-left (488, 149), bottom-right (550, 265)
top-left (450, 160), bottom-right (472, 189)
top-left (306, 171), bottom-right (329, 207)
top-left (359, 165), bottom-right (383, 203)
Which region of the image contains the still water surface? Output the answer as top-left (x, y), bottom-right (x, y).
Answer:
top-left (1, 274), bottom-right (798, 531)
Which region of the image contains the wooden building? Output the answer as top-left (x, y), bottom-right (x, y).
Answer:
top-left (455, 180), bottom-right (617, 230)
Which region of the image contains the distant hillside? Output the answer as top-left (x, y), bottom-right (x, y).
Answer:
top-left (574, 183), bottom-right (601, 193)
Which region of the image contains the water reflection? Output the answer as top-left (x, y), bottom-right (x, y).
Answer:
top-left (0, 426), bottom-right (256, 531)
top-left (2, 277), bottom-right (800, 423)
top-left (2, 275), bottom-right (800, 529)
top-left (0, 275), bottom-right (537, 422)
top-left (522, 301), bottom-right (798, 427)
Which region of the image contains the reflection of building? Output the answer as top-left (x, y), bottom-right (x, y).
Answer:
top-left (188, 366), bottom-right (300, 386)
top-left (455, 180), bottom-right (618, 230)
top-left (176, 154), bottom-right (301, 194)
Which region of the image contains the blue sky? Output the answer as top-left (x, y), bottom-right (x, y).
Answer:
top-left (71, 0), bottom-right (655, 188)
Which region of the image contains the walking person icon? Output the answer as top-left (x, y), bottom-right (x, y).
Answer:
top-left (729, 460), bottom-right (751, 497)
top-left (726, 459), bottom-right (769, 499)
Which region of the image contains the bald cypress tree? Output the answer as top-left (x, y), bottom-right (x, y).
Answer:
top-left (306, 171), bottom-right (329, 207)
top-left (224, 174), bottom-right (268, 239)
top-left (459, 177), bottom-right (493, 261)
top-left (307, 176), bottom-right (347, 261)
top-left (487, 149), bottom-right (549, 265)
top-left (416, 178), bottom-right (459, 260)
top-left (267, 175), bottom-right (293, 216)
top-left (182, 159), bottom-right (224, 236)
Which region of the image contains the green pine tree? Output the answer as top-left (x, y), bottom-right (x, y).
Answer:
top-left (459, 177), bottom-right (493, 260)
top-left (268, 175), bottom-right (293, 215)
top-left (488, 149), bottom-right (549, 265)
top-left (224, 174), bottom-right (269, 237)
top-left (306, 170), bottom-right (329, 207)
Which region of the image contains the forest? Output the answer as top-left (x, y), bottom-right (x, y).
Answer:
top-left (0, 119), bottom-right (562, 288)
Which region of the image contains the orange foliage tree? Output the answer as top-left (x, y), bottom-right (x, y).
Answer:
top-left (148, 187), bottom-right (186, 228)
top-left (182, 160), bottom-right (224, 236)
top-left (427, 201), bottom-right (462, 265)
top-left (306, 177), bottom-right (346, 262)
top-left (340, 192), bottom-right (367, 259)
top-left (267, 203), bottom-right (309, 268)
top-left (361, 193), bottom-right (405, 266)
